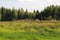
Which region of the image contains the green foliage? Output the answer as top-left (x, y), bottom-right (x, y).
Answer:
top-left (23, 9), bottom-right (28, 19)
top-left (40, 5), bottom-right (60, 20)
top-left (1, 5), bottom-right (60, 21)
top-left (12, 8), bottom-right (18, 20)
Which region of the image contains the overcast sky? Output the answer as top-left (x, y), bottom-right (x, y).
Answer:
top-left (0, 0), bottom-right (60, 11)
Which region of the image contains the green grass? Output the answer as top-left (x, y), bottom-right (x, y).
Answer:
top-left (0, 20), bottom-right (60, 40)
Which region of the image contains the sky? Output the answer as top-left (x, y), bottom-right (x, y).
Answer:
top-left (0, 0), bottom-right (60, 12)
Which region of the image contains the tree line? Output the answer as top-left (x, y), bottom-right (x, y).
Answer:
top-left (0, 5), bottom-right (60, 21)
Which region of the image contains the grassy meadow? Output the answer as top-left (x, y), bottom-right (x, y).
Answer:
top-left (0, 20), bottom-right (60, 40)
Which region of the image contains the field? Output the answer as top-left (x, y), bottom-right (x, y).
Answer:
top-left (0, 20), bottom-right (60, 40)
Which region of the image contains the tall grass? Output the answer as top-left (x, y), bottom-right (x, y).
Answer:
top-left (0, 21), bottom-right (60, 40)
